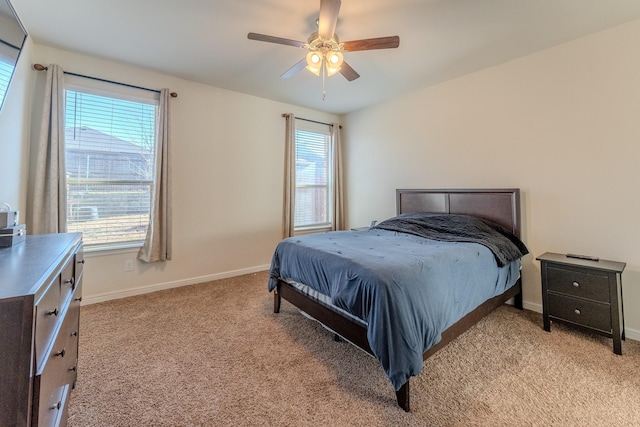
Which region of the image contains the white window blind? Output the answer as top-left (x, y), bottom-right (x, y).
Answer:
top-left (0, 59), bottom-right (13, 107)
top-left (64, 80), bottom-right (159, 247)
top-left (0, 37), bottom-right (21, 109)
top-left (294, 122), bottom-right (333, 230)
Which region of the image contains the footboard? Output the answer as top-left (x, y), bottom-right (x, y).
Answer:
top-left (274, 280), bottom-right (372, 354)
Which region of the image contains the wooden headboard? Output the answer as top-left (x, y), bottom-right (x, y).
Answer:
top-left (396, 188), bottom-right (522, 238)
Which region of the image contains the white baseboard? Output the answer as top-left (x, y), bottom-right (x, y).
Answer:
top-left (522, 300), bottom-right (543, 313)
top-left (521, 300), bottom-right (639, 342)
top-left (81, 264), bottom-right (270, 305)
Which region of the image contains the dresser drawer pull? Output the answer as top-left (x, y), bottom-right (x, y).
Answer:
top-left (69, 365), bottom-right (77, 372)
top-left (574, 309), bottom-right (581, 315)
top-left (71, 330), bottom-right (78, 337)
top-left (54, 348), bottom-right (66, 358)
top-left (46, 307), bottom-right (59, 316)
top-left (49, 401), bottom-right (62, 411)
top-left (572, 281), bottom-right (580, 288)
top-left (64, 277), bottom-right (75, 286)
top-left (78, 259), bottom-right (85, 264)
top-left (74, 296), bottom-right (83, 302)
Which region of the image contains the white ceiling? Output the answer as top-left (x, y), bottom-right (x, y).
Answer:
top-left (10, 0), bottom-right (640, 114)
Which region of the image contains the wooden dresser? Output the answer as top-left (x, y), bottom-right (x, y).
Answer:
top-left (0, 233), bottom-right (84, 426)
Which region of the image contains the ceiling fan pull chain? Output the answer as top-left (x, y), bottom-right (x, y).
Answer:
top-left (322, 61), bottom-right (326, 101)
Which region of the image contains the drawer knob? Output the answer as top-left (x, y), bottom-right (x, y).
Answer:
top-left (574, 309), bottom-right (581, 315)
top-left (64, 277), bottom-right (75, 286)
top-left (49, 401), bottom-right (62, 411)
top-left (78, 259), bottom-right (85, 264)
top-left (54, 348), bottom-right (66, 358)
top-left (46, 307), bottom-right (59, 316)
top-left (69, 365), bottom-right (77, 372)
top-left (71, 330), bottom-right (78, 337)
top-left (572, 281), bottom-right (580, 288)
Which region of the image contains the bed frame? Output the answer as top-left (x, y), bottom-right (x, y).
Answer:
top-left (273, 188), bottom-right (524, 411)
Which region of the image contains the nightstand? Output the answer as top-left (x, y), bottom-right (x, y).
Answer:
top-left (536, 252), bottom-right (626, 355)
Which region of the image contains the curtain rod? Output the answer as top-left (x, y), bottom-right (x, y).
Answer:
top-left (282, 113), bottom-right (341, 129)
top-left (33, 64), bottom-right (178, 98)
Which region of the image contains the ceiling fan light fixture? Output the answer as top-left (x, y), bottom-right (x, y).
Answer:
top-left (306, 51), bottom-right (322, 76)
top-left (247, 0), bottom-right (400, 91)
top-left (327, 51), bottom-right (343, 65)
top-left (325, 51), bottom-right (343, 76)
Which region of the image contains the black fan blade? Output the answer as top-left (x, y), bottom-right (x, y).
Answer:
top-left (281, 58), bottom-right (307, 79)
top-left (339, 61), bottom-right (360, 81)
top-left (247, 33), bottom-right (305, 48)
top-left (342, 36), bottom-right (400, 52)
top-left (318, 0), bottom-right (341, 39)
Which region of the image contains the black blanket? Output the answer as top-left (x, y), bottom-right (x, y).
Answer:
top-left (373, 213), bottom-right (529, 266)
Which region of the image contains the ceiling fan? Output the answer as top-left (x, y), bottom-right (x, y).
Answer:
top-left (247, 0), bottom-right (399, 90)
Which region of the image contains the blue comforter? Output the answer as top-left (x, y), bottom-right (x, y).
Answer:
top-left (268, 219), bottom-right (525, 390)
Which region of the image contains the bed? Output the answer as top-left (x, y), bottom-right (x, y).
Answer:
top-left (268, 188), bottom-right (528, 411)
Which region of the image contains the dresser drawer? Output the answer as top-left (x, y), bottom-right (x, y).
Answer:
top-left (60, 258), bottom-right (76, 307)
top-left (33, 311), bottom-right (74, 426)
top-left (33, 379), bottom-right (69, 427)
top-left (35, 279), bottom-right (62, 369)
top-left (548, 293), bottom-right (611, 333)
top-left (61, 284), bottom-right (82, 387)
top-left (547, 266), bottom-right (610, 302)
top-left (75, 245), bottom-right (84, 279)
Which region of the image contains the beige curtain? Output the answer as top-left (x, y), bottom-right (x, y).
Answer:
top-left (331, 124), bottom-right (345, 230)
top-left (138, 89), bottom-right (172, 262)
top-left (29, 64), bottom-right (67, 235)
top-left (282, 113), bottom-right (296, 238)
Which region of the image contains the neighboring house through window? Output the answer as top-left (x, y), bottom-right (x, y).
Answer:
top-left (64, 77), bottom-right (159, 248)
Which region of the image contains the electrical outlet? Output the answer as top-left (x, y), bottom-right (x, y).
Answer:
top-left (124, 259), bottom-right (134, 272)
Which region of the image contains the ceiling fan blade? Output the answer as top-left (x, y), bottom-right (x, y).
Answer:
top-left (339, 61), bottom-right (360, 81)
top-left (318, 0), bottom-right (341, 39)
top-left (281, 58), bottom-right (307, 79)
top-left (342, 36), bottom-right (400, 52)
top-left (247, 32), bottom-right (305, 48)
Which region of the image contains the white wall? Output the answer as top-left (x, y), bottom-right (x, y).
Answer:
top-left (25, 45), bottom-right (338, 303)
top-left (343, 20), bottom-right (640, 338)
top-left (0, 36), bottom-right (33, 216)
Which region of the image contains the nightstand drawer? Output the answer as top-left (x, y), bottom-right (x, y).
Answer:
top-left (547, 266), bottom-right (609, 302)
top-left (548, 293), bottom-right (611, 333)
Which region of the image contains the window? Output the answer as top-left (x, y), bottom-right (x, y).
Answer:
top-left (0, 59), bottom-right (11, 105)
top-left (294, 122), bottom-right (333, 231)
top-left (64, 78), bottom-right (159, 248)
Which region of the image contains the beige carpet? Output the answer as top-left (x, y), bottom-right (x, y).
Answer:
top-left (68, 271), bottom-right (640, 426)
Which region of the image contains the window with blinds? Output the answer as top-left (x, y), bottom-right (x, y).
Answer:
top-left (0, 59), bottom-right (11, 106)
top-left (64, 82), bottom-right (159, 248)
top-left (294, 123), bottom-right (333, 230)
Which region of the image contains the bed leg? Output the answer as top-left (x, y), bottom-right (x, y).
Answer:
top-left (514, 279), bottom-right (523, 310)
top-left (514, 291), bottom-right (523, 310)
top-left (274, 288), bottom-right (281, 313)
top-left (396, 380), bottom-right (410, 412)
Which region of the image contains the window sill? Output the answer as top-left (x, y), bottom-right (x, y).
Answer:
top-left (83, 242), bottom-right (142, 257)
top-left (294, 227), bottom-right (332, 236)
